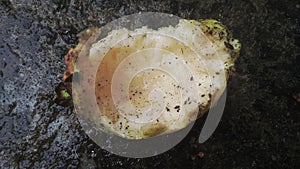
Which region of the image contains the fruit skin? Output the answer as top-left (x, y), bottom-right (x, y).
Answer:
top-left (198, 19), bottom-right (241, 66)
top-left (55, 28), bottom-right (100, 106)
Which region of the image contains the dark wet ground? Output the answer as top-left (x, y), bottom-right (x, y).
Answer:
top-left (0, 0), bottom-right (299, 168)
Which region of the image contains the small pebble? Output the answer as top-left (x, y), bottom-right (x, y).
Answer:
top-left (197, 151), bottom-right (205, 158)
top-left (293, 93), bottom-right (300, 102)
top-left (19, 73), bottom-right (24, 78)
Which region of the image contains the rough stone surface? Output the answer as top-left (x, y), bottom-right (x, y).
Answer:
top-left (0, 0), bottom-right (299, 168)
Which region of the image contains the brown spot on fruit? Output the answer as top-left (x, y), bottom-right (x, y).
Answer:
top-left (224, 41), bottom-right (234, 50)
top-left (143, 123), bottom-right (168, 137)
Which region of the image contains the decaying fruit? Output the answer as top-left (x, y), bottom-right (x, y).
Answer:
top-left (56, 19), bottom-right (241, 139)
